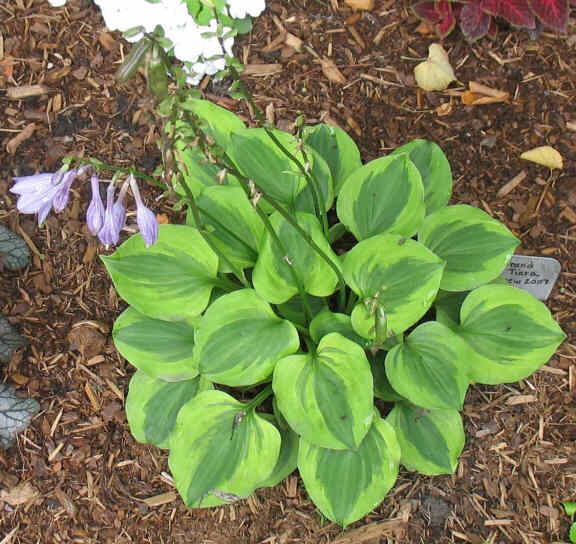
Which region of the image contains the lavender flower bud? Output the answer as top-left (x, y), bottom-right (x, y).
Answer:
top-left (52, 170), bottom-right (77, 212)
top-left (98, 182), bottom-right (121, 248)
top-left (86, 175), bottom-right (105, 235)
top-left (129, 174), bottom-right (158, 247)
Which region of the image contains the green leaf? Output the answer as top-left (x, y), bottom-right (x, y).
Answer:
top-left (570, 522), bottom-right (576, 544)
top-left (434, 290), bottom-right (468, 331)
top-left (390, 139), bottom-right (452, 214)
top-left (257, 413), bottom-right (299, 488)
top-left (298, 415), bottom-right (400, 526)
top-left (195, 289), bottom-right (300, 386)
top-left (457, 284), bottom-right (566, 384)
top-left (309, 311), bottom-right (368, 347)
top-left (228, 128), bottom-right (308, 208)
top-left (253, 212), bottom-right (342, 304)
top-left (101, 225), bottom-right (219, 321)
top-left (276, 295), bottom-right (326, 328)
top-left (180, 98), bottom-right (245, 149)
top-left (169, 390), bottom-right (280, 507)
top-left (174, 143), bottom-right (239, 198)
top-left (387, 403), bottom-right (465, 475)
top-left (192, 185), bottom-right (264, 271)
top-left (336, 154), bottom-right (425, 240)
top-left (564, 501), bottom-right (576, 518)
top-left (368, 352), bottom-right (404, 401)
top-left (0, 383), bottom-right (40, 448)
top-left (342, 234), bottom-right (445, 338)
top-left (0, 224), bottom-right (30, 271)
top-left (0, 316), bottom-right (27, 363)
top-left (293, 148), bottom-right (334, 216)
top-left (126, 371), bottom-right (212, 449)
top-left (385, 321), bottom-right (470, 410)
top-left (303, 124), bottom-right (362, 194)
top-left (113, 307), bottom-right (198, 381)
top-left (418, 205), bottom-right (520, 291)
top-left (273, 333), bottom-right (374, 450)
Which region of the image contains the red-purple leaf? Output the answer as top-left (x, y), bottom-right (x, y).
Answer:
top-left (527, 0), bottom-right (569, 30)
top-left (460, 0), bottom-right (492, 40)
top-left (480, 0), bottom-right (536, 27)
top-left (487, 16), bottom-right (499, 37)
top-left (413, 0), bottom-right (445, 23)
top-left (413, 0), bottom-right (459, 37)
top-left (438, 11), bottom-right (458, 36)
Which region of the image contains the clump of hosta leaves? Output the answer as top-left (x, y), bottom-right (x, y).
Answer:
top-left (102, 100), bottom-right (565, 526)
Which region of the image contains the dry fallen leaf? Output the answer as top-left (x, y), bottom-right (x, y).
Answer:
top-left (520, 146), bottom-right (563, 170)
top-left (321, 57), bottom-right (347, 84)
top-left (345, 0), bottom-right (374, 10)
top-left (461, 81), bottom-right (509, 105)
top-left (414, 44), bottom-right (456, 92)
top-left (0, 482), bottom-right (40, 506)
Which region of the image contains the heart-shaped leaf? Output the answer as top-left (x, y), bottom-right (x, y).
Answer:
top-left (528, 0), bottom-right (569, 31)
top-left (343, 234), bottom-right (444, 338)
top-left (253, 212), bottom-right (341, 304)
top-left (457, 284), bottom-right (566, 384)
top-left (298, 415), bottom-right (400, 526)
top-left (0, 317), bottom-right (27, 363)
top-left (337, 154), bottom-right (425, 240)
top-left (414, 44), bottom-right (456, 92)
top-left (195, 289), bottom-right (300, 386)
top-left (126, 371), bottom-right (212, 449)
top-left (387, 402), bottom-right (465, 475)
top-left (113, 307), bottom-right (198, 381)
top-left (385, 321), bottom-right (470, 410)
top-left (418, 204), bottom-right (520, 291)
top-left (273, 333), bottom-right (374, 450)
top-left (168, 390), bottom-right (281, 507)
top-left (303, 124), bottom-right (362, 194)
top-left (390, 139), bottom-right (452, 215)
top-left (102, 225), bottom-right (219, 321)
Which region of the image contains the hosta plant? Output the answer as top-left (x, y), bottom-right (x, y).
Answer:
top-left (101, 100), bottom-right (565, 526)
top-left (413, 0), bottom-right (575, 41)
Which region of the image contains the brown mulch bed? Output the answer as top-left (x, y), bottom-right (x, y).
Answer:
top-left (1, 0), bottom-right (575, 542)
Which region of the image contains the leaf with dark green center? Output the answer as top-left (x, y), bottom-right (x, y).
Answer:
top-left (387, 402), bottom-right (465, 475)
top-left (336, 154), bottom-right (425, 240)
top-left (273, 333), bottom-right (373, 450)
top-left (418, 205), bottom-right (520, 291)
top-left (101, 225), bottom-right (218, 321)
top-left (168, 390), bottom-right (280, 507)
top-left (195, 289), bottom-right (300, 386)
top-left (298, 415), bottom-right (400, 526)
top-left (457, 284), bottom-right (566, 384)
top-left (126, 371), bottom-right (212, 449)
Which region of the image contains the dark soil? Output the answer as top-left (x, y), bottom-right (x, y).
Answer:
top-left (1, 0), bottom-right (575, 543)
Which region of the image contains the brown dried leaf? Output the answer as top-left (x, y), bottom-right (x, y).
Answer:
top-left (321, 57), bottom-right (346, 84)
top-left (344, 0), bottom-right (374, 10)
top-left (0, 482), bottom-right (40, 506)
top-left (6, 123), bottom-right (36, 154)
top-left (520, 146), bottom-right (563, 170)
top-left (66, 325), bottom-right (106, 360)
top-left (98, 32), bottom-right (117, 53)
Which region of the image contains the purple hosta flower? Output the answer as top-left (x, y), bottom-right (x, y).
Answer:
top-left (98, 181), bottom-right (124, 248)
top-left (129, 174), bottom-right (158, 247)
top-left (113, 180), bottom-right (129, 234)
top-left (86, 174), bottom-right (105, 235)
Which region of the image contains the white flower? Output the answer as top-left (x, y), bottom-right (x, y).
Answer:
top-left (227, 0), bottom-right (265, 19)
top-left (47, 0), bottom-right (67, 6)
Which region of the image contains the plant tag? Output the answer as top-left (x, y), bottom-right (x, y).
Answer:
top-left (501, 255), bottom-right (561, 300)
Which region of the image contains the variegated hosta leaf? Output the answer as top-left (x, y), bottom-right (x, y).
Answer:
top-left (228, 128), bottom-right (308, 208)
top-left (343, 234), bottom-right (445, 338)
top-left (113, 307), bottom-right (198, 381)
top-left (303, 124), bottom-right (362, 194)
top-left (385, 321), bottom-right (470, 410)
top-left (434, 290), bottom-right (468, 331)
top-left (387, 402), bottom-right (465, 475)
top-left (336, 154), bottom-right (425, 240)
top-left (298, 415), bottom-right (400, 526)
top-left (180, 98), bottom-right (246, 150)
top-left (257, 412), bottom-right (299, 488)
top-left (101, 225), bottom-right (219, 321)
top-left (457, 284), bottom-right (566, 385)
top-left (168, 390), bottom-right (281, 507)
top-left (294, 147), bottom-right (334, 216)
top-left (418, 204), bottom-right (520, 291)
top-left (309, 310), bottom-right (368, 347)
top-left (273, 333), bottom-right (374, 450)
top-left (126, 371), bottom-right (212, 449)
top-left (195, 289), bottom-right (300, 386)
top-left (190, 185), bottom-right (264, 272)
top-left (253, 212), bottom-right (341, 304)
top-left (390, 139), bottom-right (452, 215)
top-left (369, 352), bottom-right (404, 402)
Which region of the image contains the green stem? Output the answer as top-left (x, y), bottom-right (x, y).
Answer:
top-left (245, 385), bottom-right (273, 412)
top-left (65, 157), bottom-right (165, 190)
